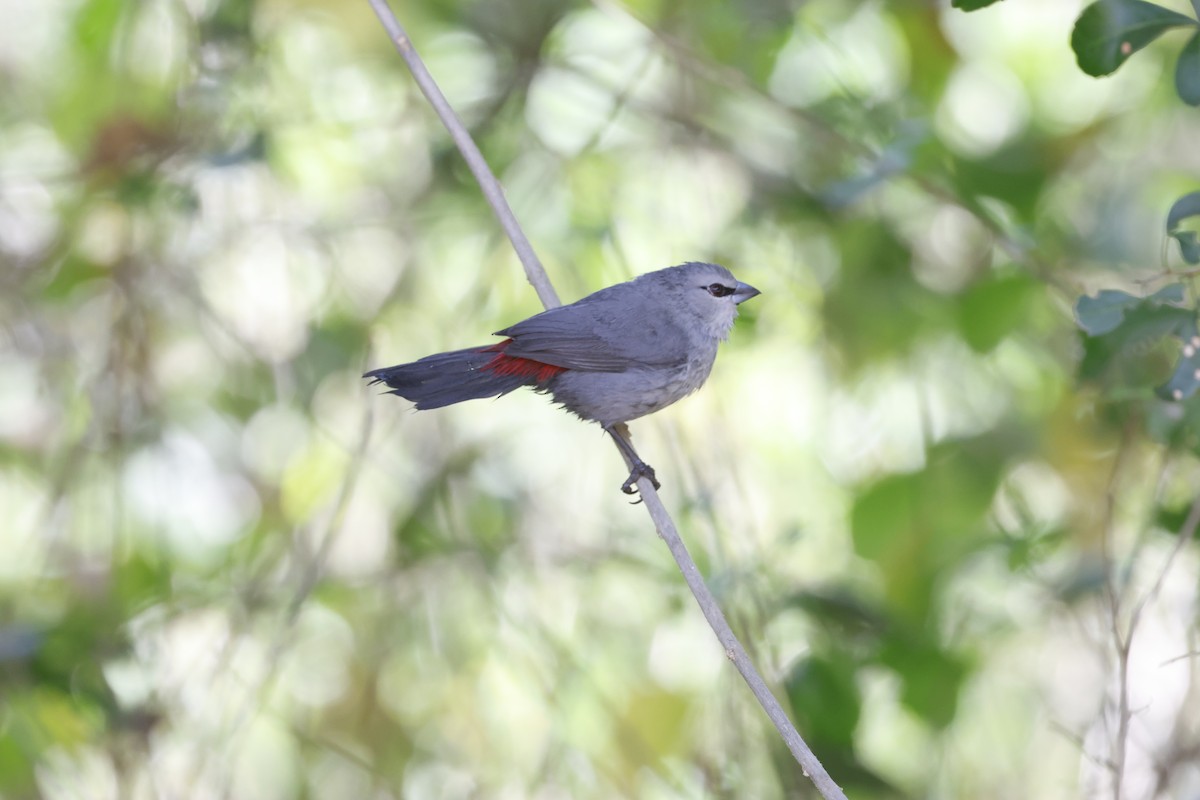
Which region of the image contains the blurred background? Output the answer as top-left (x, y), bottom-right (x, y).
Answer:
top-left (2, 0), bottom-right (1200, 797)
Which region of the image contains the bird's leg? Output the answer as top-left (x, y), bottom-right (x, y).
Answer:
top-left (604, 422), bottom-right (661, 495)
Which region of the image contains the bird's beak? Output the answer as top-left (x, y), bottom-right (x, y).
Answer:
top-left (733, 281), bottom-right (761, 305)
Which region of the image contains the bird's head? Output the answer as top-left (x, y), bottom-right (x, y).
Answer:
top-left (644, 262), bottom-right (760, 340)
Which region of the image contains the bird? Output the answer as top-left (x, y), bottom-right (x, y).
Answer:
top-left (364, 262), bottom-right (760, 494)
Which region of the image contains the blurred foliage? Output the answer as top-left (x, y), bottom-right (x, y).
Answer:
top-left (2, 0), bottom-right (1200, 798)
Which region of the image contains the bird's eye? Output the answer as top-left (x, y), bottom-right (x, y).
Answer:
top-left (706, 283), bottom-right (735, 297)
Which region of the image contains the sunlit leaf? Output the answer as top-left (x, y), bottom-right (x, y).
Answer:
top-left (622, 690), bottom-right (689, 761)
top-left (73, 0), bottom-right (126, 64)
top-left (0, 734), bottom-right (36, 794)
top-left (1071, 0), bottom-right (1197, 77)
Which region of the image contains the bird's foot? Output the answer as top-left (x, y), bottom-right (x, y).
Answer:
top-left (621, 461), bottom-right (660, 496)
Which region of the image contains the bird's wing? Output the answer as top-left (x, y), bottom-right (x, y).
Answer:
top-left (496, 289), bottom-right (688, 372)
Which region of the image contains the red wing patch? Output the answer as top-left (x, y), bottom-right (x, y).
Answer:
top-left (480, 339), bottom-right (567, 383)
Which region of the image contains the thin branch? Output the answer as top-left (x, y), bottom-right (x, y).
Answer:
top-left (635, 477), bottom-right (847, 798)
top-left (1130, 494), bottom-right (1200, 626)
top-left (1050, 720), bottom-right (1118, 773)
top-left (364, 3), bottom-right (846, 798)
top-left (1100, 423), bottom-right (1137, 800)
top-left (1159, 650), bottom-right (1200, 668)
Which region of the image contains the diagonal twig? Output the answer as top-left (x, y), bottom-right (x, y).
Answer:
top-left (364, 2), bottom-right (847, 798)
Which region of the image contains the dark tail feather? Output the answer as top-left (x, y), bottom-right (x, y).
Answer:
top-left (363, 346), bottom-right (534, 410)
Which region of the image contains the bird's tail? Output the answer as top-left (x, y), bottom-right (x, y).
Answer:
top-left (363, 341), bottom-right (565, 410)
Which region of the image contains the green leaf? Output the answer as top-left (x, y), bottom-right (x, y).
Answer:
top-left (1156, 394), bottom-right (1200, 454)
top-left (1167, 192), bottom-right (1200, 264)
top-left (1071, 0), bottom-right (1197, 77)
top-left (1075, 284), bottom-right (1184, 335)
top-left (0, 733), bottom-right (37, 794)
top-left (1177, 30), bottom-right (1200, 104)
top-left (1174, 232), bottom-right (1200, 264)
top-left (73, 0), bottom-right (126, 65)
top-left (1158, 321), bottom-right (1200, 400)
top-left (822, 220), bottom-right (954, 368)
top-left (788, 590), bottom-right (888, 643)
top-left (851, 438), bottom-right (1011, 621)
top-left (952, 0), bottom-right (1005, 9)
top-left (880, 634), bottom-right (969, 728)
top-left (957, 273), bottom-right (1039, 352)
top-left (785, 654), bottom-right (862, 748)
top-left (1078, 292), bottom-right (1195, 387)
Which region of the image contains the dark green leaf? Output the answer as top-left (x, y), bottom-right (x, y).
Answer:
top-left (1002, 526), bottom-right (1067, 572)
top-left (1157, 321), bottom-right (1200, 400)
top-left (1154, 499), bottom-right (1198, 534)
top-left (1071, 0), bottom-right (1197, 77)
top-left (1079, 302), bottom-right (1195, 384)
top-left (1177, 30), bottom-right (1200, 104)
top-left (1174, 232), bottom-right (1200, 264)
top-left (1167, 192), bottom-right (1200, 264)
top-left (957, 273), bottom-right (1039, 352)
top-left (1075, 289), bottom-right (1141, 335)
top-left (785, 654), bottom-right (862, 748)
top-left (822, 221), bottom-right (954, 367)
top-left (851, 438), bottom-right (1012, 622)
top-left (788, 590), bottom-right (888, 639)
top-left (952, 0), bottom-right (1005, 9)
top-left (880, 634), bottom-right (969, 728)
top-left (1145, 396), bottom-right (1189, 443)
top-left (1075, 284), bottom-right (1185, 335)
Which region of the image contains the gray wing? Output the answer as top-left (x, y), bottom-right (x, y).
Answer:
top-left (496, 287), bottom-right (688, 372)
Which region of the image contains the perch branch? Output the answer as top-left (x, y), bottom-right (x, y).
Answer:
top-left (364, 3), bottom-right (846, 798)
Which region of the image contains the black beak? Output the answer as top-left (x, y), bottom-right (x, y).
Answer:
top-left (733, 281), bottom-right (761, 305)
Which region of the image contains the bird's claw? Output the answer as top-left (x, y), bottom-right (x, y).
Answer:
top-left (621, 462), bottom-right (660, 497)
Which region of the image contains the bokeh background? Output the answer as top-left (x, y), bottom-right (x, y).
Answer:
top-left (3, 0), bottom-right (1200, 797)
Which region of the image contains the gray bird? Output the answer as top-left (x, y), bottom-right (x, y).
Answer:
top-left (364, 262), bottom-right (760, 493)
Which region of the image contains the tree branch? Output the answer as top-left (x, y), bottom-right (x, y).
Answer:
top-left (635, 479), bottom-right (847, 797)
top-left (364, 3), bottom-right (846, 798)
